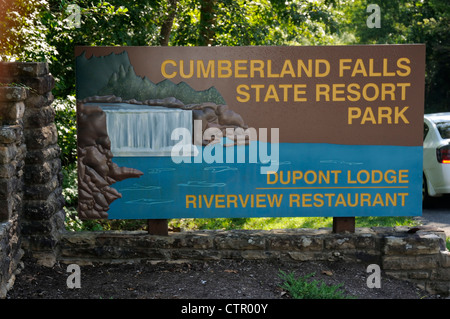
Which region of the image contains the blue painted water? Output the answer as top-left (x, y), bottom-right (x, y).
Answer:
top-left (107, 142), bottom-right (422, 219)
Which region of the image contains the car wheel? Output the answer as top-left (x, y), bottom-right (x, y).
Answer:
top-left (422, 174), bottom-right (430, 207)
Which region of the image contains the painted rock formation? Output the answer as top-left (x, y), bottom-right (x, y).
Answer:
top-left (77, 102), bottom-right (143, 219)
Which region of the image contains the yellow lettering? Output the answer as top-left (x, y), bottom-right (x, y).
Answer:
top-left (279, 84), bottom-right (292, 102)
top-left (351, 59), bottom-right (368, 77)
top-left (289, 194), bottom-right (300, 207)
top-left (316, 84), bottom-right (330, 102)
top-left (297, 59), bottom-right (313, 77)
top-left (235, 60), bottom-right (248, 78)
top-left (236, 84), bottom-right (250, 103)
top-left (394, 106), bottom-right (409, 124)
top-left (315, 59), bottom-right (330, 77)
top-left (197, 60), bottom-right (215, 78)
top-left (332, 84), bottom-right (346, 102)
top-left (267, 60), bottom-right (280, 78)
top-left (280, 60), bottom-right (296, 78)
top-left (250, 60), bottom-right (265, 78)
top-left (396, 58), bottom-right (411, 77)
top-left (348, 107), bottom-right (361, 125)
top-left (264, 84), bottom-right (280, 102)
top-left (339, 59), bottom-right (352, 77)
top-left (383, 58), bottom-right (396, 76)
top-left (161, 60), bottom-right (177, 78)
top-left (361, 107), bottom-right (377, 124)
top-left (378, 107), bottom-right (392, 124)
top-left (186, 195), bottom-right (196, 208)
top-left (180, 60), bottom-right (194, 78)
top-left (293, 84), bottom-right (307, 102)
top-left (369, 59), bottom-right (382, 76)
top-left (218, 60), bottom-right (232, 78)
top-left (347, 83), bottom-right (361, 102)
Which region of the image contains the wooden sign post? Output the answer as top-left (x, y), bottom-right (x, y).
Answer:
top-left (148, 219), bottom-right (169, 236)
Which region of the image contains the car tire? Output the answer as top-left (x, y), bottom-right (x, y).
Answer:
top-left (422, 174), bottom-right (430, 208)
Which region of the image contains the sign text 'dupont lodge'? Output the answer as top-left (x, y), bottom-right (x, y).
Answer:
top-left (75, 45), bottom-right (425, 220)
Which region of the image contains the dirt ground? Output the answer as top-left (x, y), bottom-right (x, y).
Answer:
top-left (5, 257), bottom-right (444, 300)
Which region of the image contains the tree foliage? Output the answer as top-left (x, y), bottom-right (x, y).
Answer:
top-left (342, 0), bottom-right (450, 112)
top-left (0, 0), bottom-right (448, 133)
top-left (0, 0), bottom-right (56, 62)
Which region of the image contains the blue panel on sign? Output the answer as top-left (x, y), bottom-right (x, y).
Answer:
top-left (107, 142), bottom-right (422, 219)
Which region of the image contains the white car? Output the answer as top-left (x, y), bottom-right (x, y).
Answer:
top-left (423, 112), bottom-right (450, 202)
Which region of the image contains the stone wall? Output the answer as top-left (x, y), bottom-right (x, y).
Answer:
top-left (0, 84), bottom-right (27, 298)
top-left (59, 226), bottom-right (450, 295)
top-left (0, 62), bottom-right (65, 297)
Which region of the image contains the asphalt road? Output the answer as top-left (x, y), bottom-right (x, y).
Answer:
top-left (418, 195), bottom-right (450, 237)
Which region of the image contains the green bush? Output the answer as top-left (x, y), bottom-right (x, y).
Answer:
top-left (279, 271), bottom-right (355, 299)
top-left (54, 95), bottom-right (77, 168)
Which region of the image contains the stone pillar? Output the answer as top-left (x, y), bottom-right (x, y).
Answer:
top-left (0, 62), bottom-right (65, 267)
top-left (0, 84), bottom-right (27, 298)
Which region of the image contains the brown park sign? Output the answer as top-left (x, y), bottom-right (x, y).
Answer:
top-left (75, 45), bottom-right (425, 220)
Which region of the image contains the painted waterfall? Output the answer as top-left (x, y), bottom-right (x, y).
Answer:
top-left (99, 103), bottom-right (193, 157)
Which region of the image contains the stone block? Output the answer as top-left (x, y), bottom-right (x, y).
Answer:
top-left (408, 271), bottom-right (430, 280)
top-left (383, 234), bottom-right (441, 255)
top-left (324, 235), bottom-right (356, 250)
top-left (171, 249), bottom-right (220, 261)
top-left (241, 250), bottom-right (278, 260)
top-left (267, 233), bottom-right (324, 251)
top-left (354, 233), bottom-right (379, 250)
top-left (23, 106), bottom-right (56, 128)
top-left (22, 191), bottom-right (63, 220)
top-left (0, 125), bottom-right (23, 144)
top-left (172, 233), bottom-right (214, 250)
top-left (24, 158), bottom-right (61, 185)
top-left (286, 251), bottom-right (330, 261)
top-left (425, 281), bottom-right (450, 295)
top-left (0, 145), bottom-right (18, 164)
top-left (0, 163), bottom-right (16, 179)
top-left (0, 198), bottom-right (19, 222)
top-left (30, 251), bottom-right (58, 268)
top-left (382, 255), bottom-right (439, 270)
top-left (0, 87), bottom-right (27, 102)
top-left (0, 62), bottom-right (49, 78)
top-left (23, 175), bottom-right (59, 200)
top-left (0, 101), bottom-right (25, 124)
top-left (21, 233), bottom-right (59, 251)
top-left (25, 144), bottom-right (60, 164)
top-left (60, 231), bottom-right (96, 248)
top-left (439, 251), bottom-right (450, 268)
top-left (24, 92), bottom-right (54, 109)
top-left (214, 231), bottom-right (265, 250)
top-left (24, 124), bottom-right (58, 150)
top-left (0, 177), bottom-right (21, 199)
top-left (430, 268), bottom-right (450, 281)
top-left (20, 219), bottom-right (58, 235)
top-left (1, 74), bottom-right (55, 95)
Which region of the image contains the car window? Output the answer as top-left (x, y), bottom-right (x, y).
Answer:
top-left (436, 121), bottom-right (450, 139)
top-left (424, 123), bottom-right (429, 141)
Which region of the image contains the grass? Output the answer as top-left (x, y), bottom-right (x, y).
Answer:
top-left (168, 216), bottom-right (418, 231)
top-left (64, 213), bottom-right (420, 232)
top-left (279, 271), bottom-right (355, 299)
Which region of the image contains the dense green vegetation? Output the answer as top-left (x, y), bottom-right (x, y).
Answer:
top-left (0, 0), bottom-right (448, 231)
